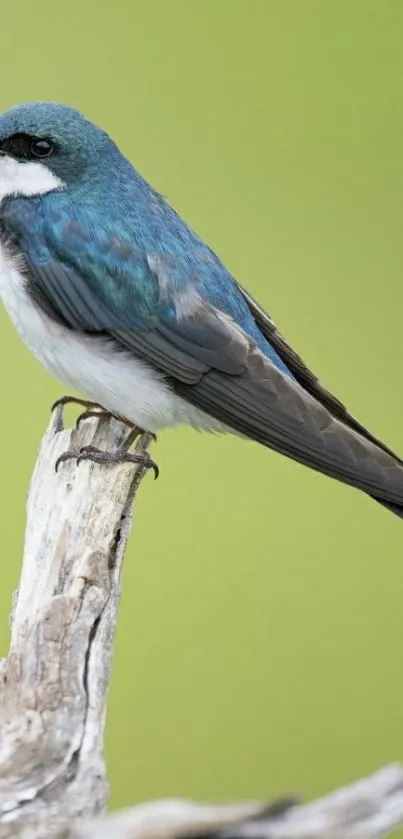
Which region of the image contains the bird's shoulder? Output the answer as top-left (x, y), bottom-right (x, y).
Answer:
top-left (2, 188), bottom-right (268, 340)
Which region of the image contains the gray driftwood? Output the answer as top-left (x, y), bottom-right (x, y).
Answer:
top-left (0, 410), bottom-right (402, 839)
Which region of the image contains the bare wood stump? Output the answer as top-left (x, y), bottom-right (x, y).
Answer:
top-left (0, 411), bottom-right (402, 839)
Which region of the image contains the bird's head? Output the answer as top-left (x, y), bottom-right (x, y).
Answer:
top-left (0, 102), bottom-right (118, 200)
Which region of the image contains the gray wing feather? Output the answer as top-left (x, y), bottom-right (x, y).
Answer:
top-left (22, 252), bottom-right (403, 509)
top-left (236, 281), bottom-right (402, 461)
top-left (175, 350), bottom-right (403, 502)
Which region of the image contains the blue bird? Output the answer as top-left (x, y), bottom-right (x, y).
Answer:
top-left (0, 101), bottom-right (401, 516)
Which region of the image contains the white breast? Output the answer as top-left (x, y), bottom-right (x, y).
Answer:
top-left (0, 156), bottom-right (225, 433)
top-left (0, 243), bottom-right (226, 433)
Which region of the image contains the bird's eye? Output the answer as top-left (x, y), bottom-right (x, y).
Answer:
top-left (29, 138), bottom-right (55, 158)
top-left (0, 133), bottom-right (56, 160)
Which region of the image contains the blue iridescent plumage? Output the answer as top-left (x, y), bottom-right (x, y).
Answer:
top-left (0, 101), bottom-right (403, 518)
top-left (2, 169), bottom-right (292, 373)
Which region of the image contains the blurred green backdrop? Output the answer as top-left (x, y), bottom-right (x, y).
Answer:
top-left (0, 0), bottom-right (402, 824)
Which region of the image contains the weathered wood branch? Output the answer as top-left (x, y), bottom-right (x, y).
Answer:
top-left (0, 409), bottom-right (152, 838)
top-left (0, 411), bottom-right (402, 839)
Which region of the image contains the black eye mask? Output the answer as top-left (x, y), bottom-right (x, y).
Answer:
top-left (0, 134), bottom-right (56, 160)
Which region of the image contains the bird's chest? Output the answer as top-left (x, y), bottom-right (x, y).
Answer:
top-left (0, 241), bottom-right (184, 431)
top-left (0, 242), bottom-right (224, 434)
top-left (0, 243), bottom-right (64, 373)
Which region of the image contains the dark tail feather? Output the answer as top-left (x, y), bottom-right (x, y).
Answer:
top-left (371, 495), bottom-right (403, 519)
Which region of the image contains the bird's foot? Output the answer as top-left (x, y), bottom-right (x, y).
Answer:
top-left (52, 395), bottom-right (104, 412)
top-left (55, 426), bottom-right (159, 478)
top-left (55, 444), bottom-right (159, 478)
top-left (75, 410), bottom-right (157, 442)
top-left (52, 395), bottom-right (157, 439)
top-left (50, 396), bottom-right (105, 411)
top-left (52, 395), bottom-right (107, 431)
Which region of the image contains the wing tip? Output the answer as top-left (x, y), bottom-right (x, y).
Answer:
top-left (371, 495), bottom-right (403, 519)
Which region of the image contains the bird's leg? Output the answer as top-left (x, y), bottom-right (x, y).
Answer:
top-left (53, 395), bottom-right (157, 437)
top-left (52, 394), bottom-right (107, 431)
top-left (74, 409), bottom-right (157, 441)
top-left (52, 394), bottom-right (104, 413)
top-left (52, 394), bottom-right (158, 476)
top-left (55, 425), bottom-right (159, 478)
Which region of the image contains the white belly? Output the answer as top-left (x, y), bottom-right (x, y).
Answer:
top-left (0, 245), bottom-right (224, 434)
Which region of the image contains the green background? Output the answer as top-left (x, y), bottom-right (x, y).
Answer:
top-left (0, 0), bottom-right (402, 824)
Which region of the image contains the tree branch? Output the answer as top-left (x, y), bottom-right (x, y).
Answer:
top-left (72, 765), bottom-right (403, 839)
top-left (0, 412), bottom-right (402, 839)
top-left (0, 410), bottom-right (152, 838)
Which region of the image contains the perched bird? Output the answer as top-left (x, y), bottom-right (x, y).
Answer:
top-left (0, 101), bottom-right (401, 516)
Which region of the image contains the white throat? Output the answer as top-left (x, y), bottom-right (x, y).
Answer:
top-left (0, 155), bottom-right (65, 202)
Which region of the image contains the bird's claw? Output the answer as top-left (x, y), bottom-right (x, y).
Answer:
top-left (52, 395), bottom-right (106, 432)
top-left (76, 444), bottom-right (102, 465)
top-left (55, 444), bottom-right (159, 479)
top-left (55, 450), bottom-right (76, 472)
top-left (52, 395), bottom-right (158, 475)
top-left (52, 395), bottom-right (102, 413)
top-left (52, 395), bottom-right (157, 441)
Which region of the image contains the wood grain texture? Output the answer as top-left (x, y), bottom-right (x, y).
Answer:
top-left (0, 409), bottom-right (402, 839)
top-left (0, 408), bottom-right (153, 838)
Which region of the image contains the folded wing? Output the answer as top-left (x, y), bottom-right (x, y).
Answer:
top-left (22, 245), bottom-right (403, 513)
